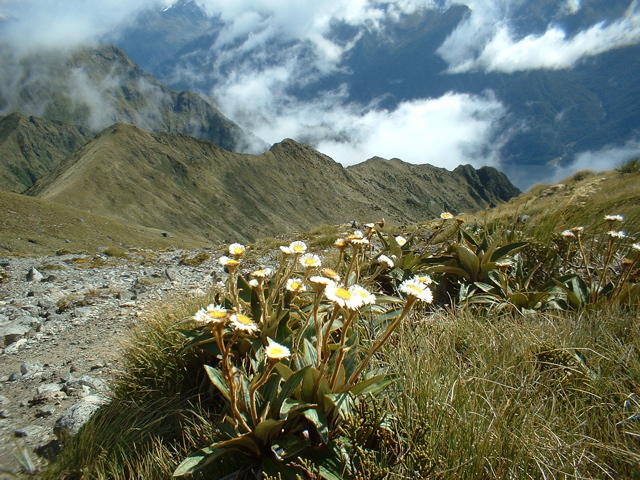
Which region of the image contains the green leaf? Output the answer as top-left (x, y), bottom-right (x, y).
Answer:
top-left (426, 265), bottom-right (471, 281)
top-left (302, 367), bottom-right (329, 403)
top-left (178, 332), bottom-right (218, 354)
top-left (274, 361), bottom-right (295, 381)
top-left (490, 242), bottom-right (528, 262)
top-left (204, 365), bottom-right (231, 402)
top-left (303, 409), bottom-right (329, 444)
top-left (173, 435), bottom-right (260, 477)
top-left (304, 338), bottom-right (318, 367)
top-left (271, 435), bottom-right (311, 460)
top-left (454, 244), bottom-right (480, 280)
top-left (254, 419), bottom-right (286, 445)
top-left (324, 392), bottom-right (353, 418)
top-left (297, 446), bottom-right (346, 480)
top-left (280, 398), bottom-right (316, 417)
top-left (273, 365), bottom-right (311, 415)
top-left (348, 373), bottom-right (398, 397)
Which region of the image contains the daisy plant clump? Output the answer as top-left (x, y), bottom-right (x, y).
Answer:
top-left (554, 215), bottom-right (640, 307)
top-left (173, 232), bottom-right (434, 479)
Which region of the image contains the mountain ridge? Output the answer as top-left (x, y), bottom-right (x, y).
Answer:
top-left (25, 121), bottom-right (519, 243)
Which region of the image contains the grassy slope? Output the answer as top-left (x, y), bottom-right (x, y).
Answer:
top-left (480, 168), bottom-right (640, 239)
top-left (0, 190), bottom-right (206, 256)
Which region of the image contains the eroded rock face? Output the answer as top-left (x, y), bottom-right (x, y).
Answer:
top-left (0, 248), bottom-right (224, 477)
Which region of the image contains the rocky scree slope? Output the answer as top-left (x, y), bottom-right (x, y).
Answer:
top-left (0, 248), bottom-right (230, 478)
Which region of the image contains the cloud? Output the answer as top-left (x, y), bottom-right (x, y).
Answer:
top-left (213, 62), bottom-right (510, 169)
top-left (440, 1), bottom-right (640, 73)
top-left (550, 139), bottom-right (640, 183)
top-left (0, 0), bottom-right (174, 54)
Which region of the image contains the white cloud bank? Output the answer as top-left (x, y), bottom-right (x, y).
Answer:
top-left (550, 139), bottom-right (640, 184)
top-left (440, 0), bottom-right (640, 73)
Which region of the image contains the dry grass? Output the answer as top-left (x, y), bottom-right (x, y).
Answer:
top-left (384, 307), bottom-right (640, 478)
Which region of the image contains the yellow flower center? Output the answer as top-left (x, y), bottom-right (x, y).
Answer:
top-left (293, 245), bottom-right (305, 252)
top-left (233, 247), bottom-right (244, 255)
top-left (304, 258), bottom-right (316, 265)
top-left (270, 346), bottom-right (285, 356)
top-left (335, 288), bottom-right (352, 300)
top-left (236, 314), bottom-right (252, 325)
top-left (208, 311), bottom-right (227, 319)
top-left (291, 281), bottom-right (301, 290)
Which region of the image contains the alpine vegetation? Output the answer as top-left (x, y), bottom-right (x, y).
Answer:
top-left (43, 200), bottom-right (640, 479)
top-left (173, 221), bottom-right (435, 479)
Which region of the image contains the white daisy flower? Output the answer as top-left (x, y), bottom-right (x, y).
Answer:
top-left (250, 268), bottom-right (273, 278)
top-left (228, 243), bottom-right (246, 257)
top-left (378, 255), bottom-right (394, 268)
top-left (265, 338), bottom-right (291, 360)
top-left (230, 313), bottom-right (258, 333)
top-left (350, 285), bottom-right (376, 305)
top-left (286, 278), bottom-right (307, 292)
top-left (324, 284), bottom-right (364, 310)
top-left (299, 253), bottom-right (322, 269)
top-left (219, 256), bottom-right (239, 267)
top-left (399, 278), bottom-right (433, 303)
top-left (289, 241), bottom-right (307, 254)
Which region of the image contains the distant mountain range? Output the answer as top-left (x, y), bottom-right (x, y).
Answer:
top-left (0, 45), bottom-right (264, 155)
top-left (0, 111), bottom-right (518, 243)
top-left (113, 0), bottom-right (640, 188)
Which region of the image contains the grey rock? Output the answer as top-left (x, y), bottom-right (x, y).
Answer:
top-left (35, 383), bottom-right (67, 401)
top-left (0, 319), bottom-right (34, 346)
top-left (53, 397), bottom-right (107, 439)
top-left (117, 289), bottom-right (136, 301)
top-left (15, 425), bottom-right (48, 438)
top-left (21, 361), bottom-right (44, 376)
top-left (36, 405), bottom-right (56, 417)
top-left (0, 395), bottom-right (9, 405)
top-left (4, 338), bottom-right (28, 354)
top-left (26, 268), bottom-right (44, 282)
top-left (78, 375), bottom-right (106, 392)
top-left (8, 372), bottom-right (22, 381)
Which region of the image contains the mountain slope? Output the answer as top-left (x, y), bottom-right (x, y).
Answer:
top-left (29, 122), bottom-right (519, 243)
top-left (0, 44), bottom-right (263, 152)
top-left (0, 113), bottom-right (91, 193)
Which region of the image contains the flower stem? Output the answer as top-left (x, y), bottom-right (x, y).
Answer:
top-left (346, 298), bottom-right (415, 387)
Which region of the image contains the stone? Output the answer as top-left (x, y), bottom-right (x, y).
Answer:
top-left (36, 405), bottom-right (56, 417)
top-left (21, 361), bottom-right (44, 376)
top-left (4, 338), bottom-right (28, 354)
top-left (0, 319), bottom-right (34, 346)
top-left (15, 425), bottom-right (46, 437)
top-left (26, 268), bottom-right (44, 282)
top-left (53, 397), bottom-right (108, 439)
top-left (35, 383), bottom-right (67, 401)
top-left (78, 375), bottom-right (106, 392)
